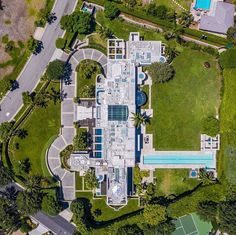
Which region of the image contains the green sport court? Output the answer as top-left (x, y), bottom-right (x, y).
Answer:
top-left (172, 213), bottom-right (212, 235)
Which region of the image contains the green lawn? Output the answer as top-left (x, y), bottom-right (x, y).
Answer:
top-left (92, 198), bottom-right (140, 222)
top-left (155, 169), bottom-right (199, 196)
top-left (87, 33), bottom-right (107, 55)
top-left (75, 172), bottom-right (83, 190)
top-left (9, 82), bottom-right (61, 177)
top-left (147, 48), bottom-right (221, 150)
top-left (76, 190), bottom-right (140, 221)
top-left (219, 68), bottom-right (236, 185)
top-left (154, 0), bottom-right (191, 12)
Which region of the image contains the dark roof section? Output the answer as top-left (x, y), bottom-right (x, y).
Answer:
top-left (200, 2), bottom-right (235, 34)
top-left (33, 212), bottom-right (76, 235)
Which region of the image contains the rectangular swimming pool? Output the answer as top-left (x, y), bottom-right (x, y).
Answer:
top-left (143, 151), bottom-right (215, 168)
top-left (194, 0), bottom-right (211, 10)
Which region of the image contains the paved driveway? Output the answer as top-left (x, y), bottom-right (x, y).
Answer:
top-left (0, 0), bottom-right (78, 123)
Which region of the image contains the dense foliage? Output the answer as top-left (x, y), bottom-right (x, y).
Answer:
top-left (41, 195), bottom-right (62, 216)
top-left (84, 168), bottom-right (98, 189)
top-left (45, 59), bottom-right (65, 80)
top-left (116, 224), bottom-right (143, 235)
top-left (226, 27), bottom-right (236, 43)
top-left (0, 122), bottom-right (13, 142)
top-left (104, 2), bottom-right (120, 20)
top-left (147, 62), bottom-right (175, 83)
top-left (143, 204), bottom-right (167, 226)
top-left (73, 130), bottom-right (88, 151)
top-left (60, 11), bottom-right (92, 34)
top-left (0, 164), bottom-right (12, 187)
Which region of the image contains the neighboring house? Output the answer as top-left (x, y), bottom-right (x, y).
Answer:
top-left (199, 1), bottom-right (235, 35)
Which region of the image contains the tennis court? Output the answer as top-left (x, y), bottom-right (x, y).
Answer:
top-left (172, 213), bottom-right (212, 235)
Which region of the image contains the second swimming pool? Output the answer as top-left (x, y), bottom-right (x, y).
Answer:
top-left (194, 0), bottom-right (211, 10)
top-left (143, 151), bottom-right (215, 168)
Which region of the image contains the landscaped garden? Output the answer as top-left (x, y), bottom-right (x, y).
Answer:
top-left (76, 59), bottom-right (103, 98)
top-left (146, 48), bottom-right (221, 150)
top-left (9, 81), bottom-right (61, 177)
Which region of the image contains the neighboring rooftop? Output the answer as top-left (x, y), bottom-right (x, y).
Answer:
top-left (199, 1), bottom-right (235, 34)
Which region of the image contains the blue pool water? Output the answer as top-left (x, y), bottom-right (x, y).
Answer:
top-left (194, 0), bottom-right (211, 10)
top-left (143, 152), bottom-right (214, 168)
top-left (136, 91), bottom-right (147, 106)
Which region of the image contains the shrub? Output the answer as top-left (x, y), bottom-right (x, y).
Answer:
top-left (41, 195), bottom-right (62, 216)
top-left (73, 130), bottom-right (88, 151)
top-left (60, 11), bottom-right (92, 34)
top-left (147, 62), bottom-right (175, 83)
top-left (2, 34), bottom-right (9, 44)
top-left (226, 26), bottom-right (236, 43)
top-left (203, 61), bottom-right (210, 69)
top-left (104, 2), bottom-right (120, 20)
top-left (5, 40), bottom-right (15, 53)
top-left (203, 116), bottom-right (220, 137)
top-left (27, 36), bottom-right (39, 53)
top-left (20, 221), bottom-right (32, 233)
top-left (56, 38), bottom-right (66, 49)
top-left (84, 168), bottom-right (98, 189)
top-left (60, 145), bottom-right (74, 169)
top-left (70, 198), bottom-right (85, 218)
top-left (45, 59), bottom-right (65, 80)
top-left (219, 48), bottom-right (236, 69)
top-left (80, 85), bottom-right (95, 98)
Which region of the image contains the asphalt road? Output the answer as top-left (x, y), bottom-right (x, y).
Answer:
top-left (0, 0), bottom-right (78, 123)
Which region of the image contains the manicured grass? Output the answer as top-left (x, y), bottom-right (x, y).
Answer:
top-left (75, 172), bottom-right (83, 190)
top-left (9, 82), bottom-right (61, 177)
top-left (219, 68), bottom-right (236, 185)
top-left (154, 0), bottom-right (191, 12)
top-left (155, 169), bottom-right (199, 196)
top-left (87, 33), bottom-right (107, 54)
top-left (76, 190), bottom-right (140, 221)
top-left (92, 198), bottom-right (140, 222)
top-left (141, 85), bottom-right (149, 109)
top-left (147, 48), bottom-right (221, 150)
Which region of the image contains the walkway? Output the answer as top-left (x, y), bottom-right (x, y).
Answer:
top-left (47, 49), bottom-right (107, 201)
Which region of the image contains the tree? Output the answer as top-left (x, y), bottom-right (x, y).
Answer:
top-left (104, 2), bottom-right (120, 20)
top-left (219, 200), bottom-right (236, 235)
top-left (14, 129), bottom-right (28, 139)
top-left (24, 175), bottom-right (41, 193)
top-left (56, 38), bottom-right (66, 49)
top-left (227, 26), bottom-right (236, 43)
top-left (131, 112), bottom-right (150, 128)
top-left (34, 92), bottom-right (48, 108)
top-left (147, 62), bottom-right (175, 83)
top-left (197, 200), bottom-right (218, 222)
top-left (198, 168), bottom-right (215, 185)
top-left (73, 131), bottom-right (88, 151)
top-left (165, 47), bottom-right (179, 63)
top-left (0, 164), bottom-right (12, 187)
top-left (117, 224), bottom-right (144, 235)
top-left (22, 91), bottom-right (33, 105)
top-left (41, 195), bottom-right (62, 216)
top-left (156, 220), bottom-right (176, 235)
top-left (27, 36), bottom-right (39, 53)
top-left (203, 116), bottom-right (219, 137)
top-left (143, 204), bottom-right (167, 226)
top-left (16, 191), bottom-right (42, 216)
top-left (178, 11), bottom-right (194, 27)
top-left (70, 198), bottom-right (85, 219)
top-left (98, 26), bottom-right (114, 39)
top-left (0, 122), bottom-right (13, 142)
top-left (84, 168), bottom-right (98, 189)
top-left (0, 197), bottom-right (20, 234)
top-left (155, 5), bottom-right (168, 19)
top-left (47, 87), bottom-right (62, 104)
top-left (18, 158), bottom-right (31, 174)
top-left (45, 59), bottom-right (65, 81)
top-left (60, 11), bottom-right (92, 34)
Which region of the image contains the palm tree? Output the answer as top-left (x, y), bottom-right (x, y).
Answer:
top-left (25, 175), bottom-right (41, 193)
top-left (98, 26), bottom-right (114, 39)
top-left (131, 112), bottom-right (151, 128)
top-left (165, 47), bottom-right (179, 63)
top-left (199, 168), bottom-right (215, 185)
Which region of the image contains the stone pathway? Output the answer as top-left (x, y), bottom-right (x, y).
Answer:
top-left (47, 49), bottom-right (107, 201)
